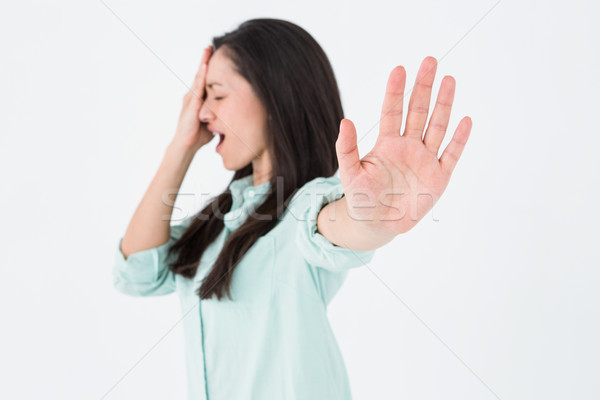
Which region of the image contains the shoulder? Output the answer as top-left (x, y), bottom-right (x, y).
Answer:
top-left (286, 173), bottom-right (377, 272)
top-left (287, 175), bottom-right (344, 215)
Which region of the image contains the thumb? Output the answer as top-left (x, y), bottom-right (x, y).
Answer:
top-left (335, 118), bottom-right (361, 181)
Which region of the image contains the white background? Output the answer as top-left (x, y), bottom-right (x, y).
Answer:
top-left (1, 0), bottom-right (598, 399)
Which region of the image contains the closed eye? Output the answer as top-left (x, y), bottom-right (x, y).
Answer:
top-left (214, 97), bottom-right (223, 101)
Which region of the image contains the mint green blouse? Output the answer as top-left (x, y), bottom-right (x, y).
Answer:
top-left (113, 174), bottom-right (376, 400)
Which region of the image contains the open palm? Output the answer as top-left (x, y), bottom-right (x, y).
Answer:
top-left (336, 57), bottom-right (472, 236)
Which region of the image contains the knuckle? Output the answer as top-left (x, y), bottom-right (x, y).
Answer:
top-left (428, 122), bottom-right (447, 132)
top-left (383, 108), bottom-right (404, 117)
top-left (408, 105), bottom-right (429, 115)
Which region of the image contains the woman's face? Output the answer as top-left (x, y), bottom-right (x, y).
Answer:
top-left (199, 48), bottom-right (271, 176)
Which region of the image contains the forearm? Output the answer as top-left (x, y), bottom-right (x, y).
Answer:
top-left (316, 195), bottom-right (396, 252)
top-left (120, 142), bottom-right (196, 259)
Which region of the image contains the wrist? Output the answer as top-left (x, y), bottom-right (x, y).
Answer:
top-left (165, 141), bottom-right (197, 162)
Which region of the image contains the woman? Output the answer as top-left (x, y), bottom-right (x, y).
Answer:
top-left (113, 18), bottom-right (472, 400)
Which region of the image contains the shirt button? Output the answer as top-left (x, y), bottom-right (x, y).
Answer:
top-left (248, 189), bottom-right (255, 197)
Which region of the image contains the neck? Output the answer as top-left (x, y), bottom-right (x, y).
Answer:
top-left (251, 150), bottom-right (272, 186)
top-left (252, 171), bottom-right (271, 186)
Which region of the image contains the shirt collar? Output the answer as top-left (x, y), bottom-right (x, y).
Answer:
top-left (225, 175), bottom-right (272, 231)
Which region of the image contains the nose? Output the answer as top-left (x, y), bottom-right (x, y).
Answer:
top-left (198, 100), bottom-right (215, 123)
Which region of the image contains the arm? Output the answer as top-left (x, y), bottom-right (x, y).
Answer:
top-left (317, 195), bottom-right (395, 251)
top-left (119, 144), bottom-right (195, 259)
top-left (120, 45), bottom-right (214, 259)
top-left (114, 144), bottom-right (198, 297)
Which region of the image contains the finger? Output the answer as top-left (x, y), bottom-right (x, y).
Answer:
top-left (190, 45), bottom-right (213, 97)
top-left (423, 75), bottom-right (456, 156)
top-left (379, 66), bottom-right (406, 137)
top-left (439, 116), bottom-right (472, 175)
top-left (403, 56), bottom-right (437, 139)
top-left (336, 118), bottom-right (362, 181)
top-left (190, 46), bottom-right (213, 99)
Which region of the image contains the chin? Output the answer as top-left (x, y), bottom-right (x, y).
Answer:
top-left (222, 158), bottom-right (247, 171)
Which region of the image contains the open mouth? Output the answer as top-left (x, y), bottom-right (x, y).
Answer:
top-left (208, 127), bottom-right (225, 152)
top-left (214, 132), bottom-right (225, 152)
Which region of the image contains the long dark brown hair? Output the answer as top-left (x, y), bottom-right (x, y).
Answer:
top-left (167, 18), bottom-right (343, 301)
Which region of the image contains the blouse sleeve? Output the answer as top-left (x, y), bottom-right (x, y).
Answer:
top-left (293, 175), bottom-right (376, 273)
top-left (112, 215), bottom-right (195, 297)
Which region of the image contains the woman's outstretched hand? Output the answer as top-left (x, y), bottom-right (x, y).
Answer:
top-left (335, 57), bottom-right (472, 238)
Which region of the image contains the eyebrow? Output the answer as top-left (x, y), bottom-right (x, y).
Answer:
top-left (206, 82), bottom-right (223, 89)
